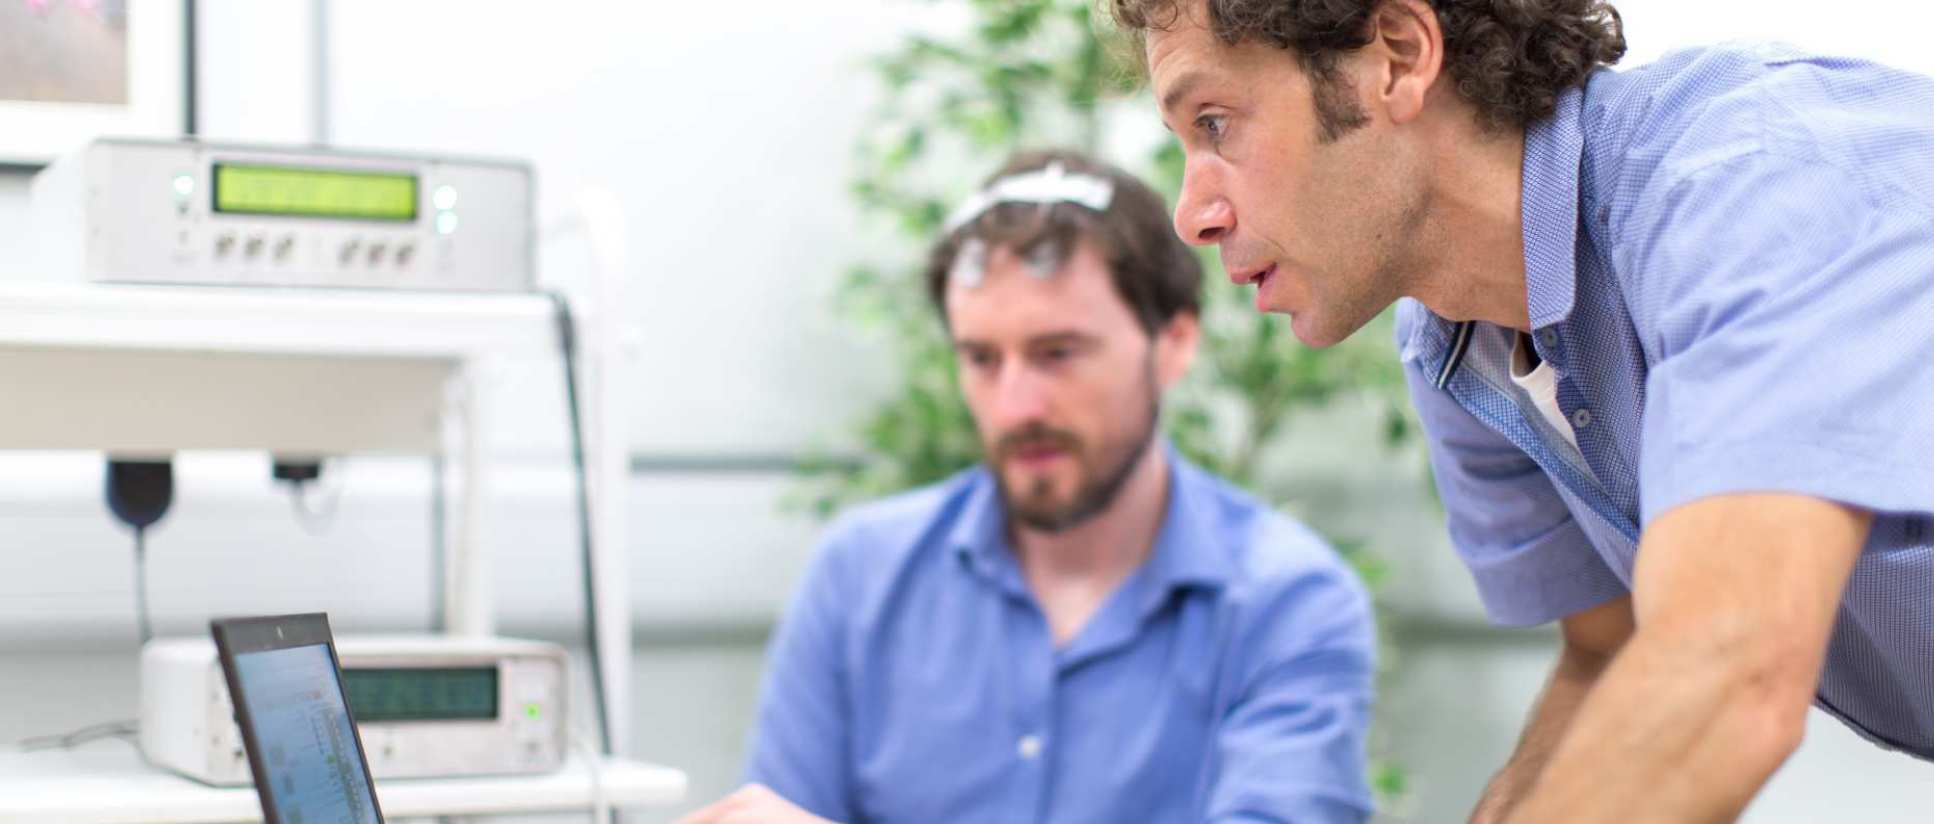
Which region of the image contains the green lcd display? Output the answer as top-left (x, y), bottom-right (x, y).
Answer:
top-left (213, 163), bottom-right (418, 222)
top-left (341, 667), bottom-right (499, 722)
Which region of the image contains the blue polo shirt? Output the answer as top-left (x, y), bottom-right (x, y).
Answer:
top-left (1399, 44), bottom-right (1934, 756)
top-left (744, 446), bottom-right (1375, 823)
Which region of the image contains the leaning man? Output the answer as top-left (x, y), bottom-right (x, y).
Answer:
top-left (1116, 0), bottom-right (1934, 819)
top-left (676, 150), bottom-right (1377, 824)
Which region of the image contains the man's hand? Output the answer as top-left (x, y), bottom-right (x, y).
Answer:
top-left (673, 784), bottom-right (839, 824)
top-left (1468, 596), bottom-right (1633, 824)
top-left (1504, 493), bottom-right (1871, 822)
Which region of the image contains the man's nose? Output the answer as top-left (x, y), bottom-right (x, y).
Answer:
top-left (988, 363), bottom-right (1051, 429)
top-left (1173, 164), bottom-right (1234, 245)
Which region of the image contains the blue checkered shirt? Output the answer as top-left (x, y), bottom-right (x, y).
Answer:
top-left (1399, 44), bottom-right (1934, 757)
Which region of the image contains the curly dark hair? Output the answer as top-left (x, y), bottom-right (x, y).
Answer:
top-left (1111, 0), bottom-right (1626, 134)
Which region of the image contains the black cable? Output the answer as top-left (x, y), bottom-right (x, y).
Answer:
top-left (106, 459), bottom-right (173, 647)
top-left (546, 290), bottom-right (614, 756)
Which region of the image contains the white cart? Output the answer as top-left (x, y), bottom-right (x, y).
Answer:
top-left (0, 281), bottom-right (685, 821)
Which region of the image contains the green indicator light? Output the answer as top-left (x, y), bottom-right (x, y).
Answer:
top-left (525, 702), bottom-right (541, 720)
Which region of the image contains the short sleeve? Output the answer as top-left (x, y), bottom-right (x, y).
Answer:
top-left (1402, 343), bottom-right (1629, 626)
top-left (1627, 152), bottom-right (1934, 523)
top-left (742, 527), bottom-right (858, 821)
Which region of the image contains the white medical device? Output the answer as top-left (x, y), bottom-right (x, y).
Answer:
top-left (140, 635), bottom-right (569, 785)
top-left (26, 137), bottom-right (533, 292)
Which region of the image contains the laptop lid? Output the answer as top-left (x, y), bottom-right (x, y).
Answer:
top-left (211, 613), bottom-right (385, 824)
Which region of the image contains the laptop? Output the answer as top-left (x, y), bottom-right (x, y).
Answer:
top-left (211, 613), bottom-right (386, 824)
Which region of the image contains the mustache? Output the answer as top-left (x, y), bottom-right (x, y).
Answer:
top-left (994, 424), bottom-right (1082, 461)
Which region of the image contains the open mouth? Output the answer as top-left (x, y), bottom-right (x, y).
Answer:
top-left (1246, 264), bottom-right (1277, 309)
top-left (1230, 262), bottom-right (1275, 287)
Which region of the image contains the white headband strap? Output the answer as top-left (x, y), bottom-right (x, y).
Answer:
top-left (941, 161), bottom-right (1116, 234)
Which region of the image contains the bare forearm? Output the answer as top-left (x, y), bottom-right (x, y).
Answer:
top-left (1503, 629), bottom-right (1805, 823)
top-left (1469, 643), bottom-right (1612, 824)
top-left (1503, 495), bottom-right (1868, 823)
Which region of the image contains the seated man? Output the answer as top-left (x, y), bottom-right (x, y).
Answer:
top-left (679, 150), bottom-right (1376, 824)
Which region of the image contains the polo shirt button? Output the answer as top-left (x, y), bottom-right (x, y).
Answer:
top-left (1571, 409), bottom-right (1593, 429)
top-left (1537, 329), bottom-right (1559, 348)
top-left (1017, 734), bottom-right (1043, 760)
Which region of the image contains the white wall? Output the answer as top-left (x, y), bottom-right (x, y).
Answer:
top-left (323, 0), bottom-right (907, 457)
top-left (1617, 0), bottom-right (1934, 72)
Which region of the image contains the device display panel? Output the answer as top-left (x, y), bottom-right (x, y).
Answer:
top-left (343, 667), bottom-right (499, 722)
top-left (213, 163), bottom-right (418, 222)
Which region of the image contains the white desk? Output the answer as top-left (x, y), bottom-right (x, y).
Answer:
top-left (0, 747), bottom-right (686, 823)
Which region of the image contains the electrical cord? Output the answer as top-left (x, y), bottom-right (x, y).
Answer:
top-left (428, 453), bottom-right (446, 633)
top-left (571, 730), bottom-right (611, 824)
top-left (546, 290), bottom-right (615, 758)
top-left (289, 483), bottom-right (344, 534)
top-left (106, 459), bottom-right (173, 647)
top-left (17, 719), bottom-right (139, 752)
top-left (133, 528), bottom-right (151, 646)
top-left (273, 459), bottom-right (342, 535)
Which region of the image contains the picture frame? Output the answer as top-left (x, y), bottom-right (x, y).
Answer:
top-left (0, 0), bottom-right (190, 166)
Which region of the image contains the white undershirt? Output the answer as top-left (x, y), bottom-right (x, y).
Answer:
top-left (1511, 332), bottom-right (1580, 452)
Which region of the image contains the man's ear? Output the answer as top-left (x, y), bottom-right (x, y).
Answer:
top-left (1366, 0), bottom-right (1445, 126)
top-left (1154, 311), bottom-right (1201, 391)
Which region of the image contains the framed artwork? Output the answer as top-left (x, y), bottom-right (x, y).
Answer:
top-left (0, 0), bottom-right (189, 166)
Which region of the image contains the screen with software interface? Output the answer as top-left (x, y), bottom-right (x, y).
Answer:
top-left (233, 643), bottom-right (380, 824)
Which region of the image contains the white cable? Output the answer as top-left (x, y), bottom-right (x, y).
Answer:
top-left (289, 478), bottom-right (345, 535)
top-left (571, 730), bottom-right (610, 824)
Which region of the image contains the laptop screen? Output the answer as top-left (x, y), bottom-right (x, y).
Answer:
top-left (231, 642), bottom-right (382, 823)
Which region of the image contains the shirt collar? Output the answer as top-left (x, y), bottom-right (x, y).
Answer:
top-left (947, 441), bottom-right (1237, 599)
top-left (947, 469), bottom-right (1016, 591)
top-left (1140, 449), bottom-right (1237, 595)
top-left (1520, 85), bottom-right (1588, 329)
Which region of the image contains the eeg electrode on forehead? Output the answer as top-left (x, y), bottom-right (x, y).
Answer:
top-left (944, 161), bottom-right (1116, 289)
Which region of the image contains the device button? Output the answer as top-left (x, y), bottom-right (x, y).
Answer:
top-left (243, 236), bottom-right (265, 259)
top-left (214, 234), bottom-right (236, 257)
top-left (394, 243), bottom-right (415, 267)
top-left (367, 242), bottom-right (387, 266)
top-left (273, 236), bottom-right (295, 262)
top-left (339, 239), bottom-right (361, 266)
